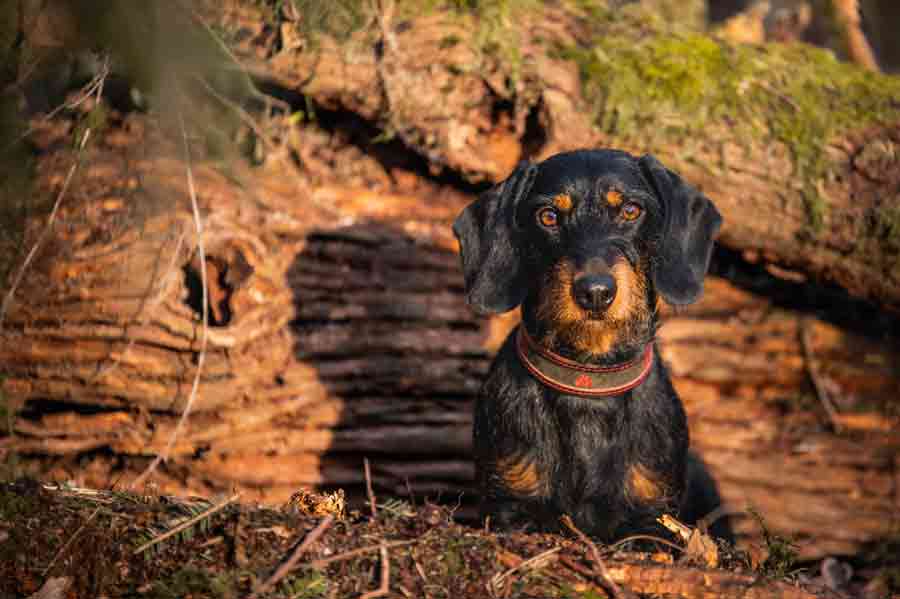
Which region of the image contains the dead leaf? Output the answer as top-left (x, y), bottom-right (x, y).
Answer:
top-left (659, 514), bottom-right (719, 568)
top-left (287, 488), bottom-right (346, 519)
top-left (748, 543), bottom-right (770, 570)
top-left (657, 514), bottom-right (692, 542)
top-left (27, 577), bottom-right (72, 599)
top-left (685, 529), bottom-right (719, 569)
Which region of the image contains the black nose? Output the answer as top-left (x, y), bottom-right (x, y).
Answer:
top-left (573, 273), bottom-right (617, 311)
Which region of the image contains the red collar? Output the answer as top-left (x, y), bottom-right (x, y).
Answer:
top-left (515, 327), bottom-right (654, 397)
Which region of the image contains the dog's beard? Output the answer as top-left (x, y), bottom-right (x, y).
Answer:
top-left (535, 259), bottom-right (651, 357)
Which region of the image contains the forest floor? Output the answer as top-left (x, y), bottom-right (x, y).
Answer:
top-left (1, 478), bottom-right (882, 599)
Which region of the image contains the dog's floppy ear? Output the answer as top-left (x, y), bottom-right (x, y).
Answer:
top-left (452, 161), bottom-right (538, 314)
top-left (639, 154), bottom-right (722, 305)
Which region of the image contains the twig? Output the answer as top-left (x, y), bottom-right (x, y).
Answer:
top-left (800, 317), bottom-right (841, 432)
top-left (133, 493), bottom-right (239, 555)
top-left (372, 0), bottom-right (397, 54)
top-left (195, 75), bottom-right (343, 220)
top-left (696, 505), bottom-right (730, 535)
top-left (310, 539), bottom-right (419, 569)
top-left (196, 77), bottom-right (279, 149)
top-left (0, 62), bottom-right (105, 330)
top-left (559, 554), bottom-right (597, 579)
top-left (490, 546), bottom-right (561, 596)
top-left (609, 534), bottom-right (684, 554)
top-left (359, 543), bottom-right (391, 599)
top-left (129, 97), bottom-right (209, 490)
top-left (561, 515), bottom-right (635, 599)
top-left (248, 514), bottom-right (335, 599)
top-left (412, 548), bottom-right (429, 587)
top-left (42, 506), bottom-right (101, 575)
top-left (2, 57), bottom-right (110, 153)
top-left (365, 457), bottom-right (377, 520)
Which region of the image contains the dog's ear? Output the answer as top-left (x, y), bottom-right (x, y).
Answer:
top-left (638, 154), bottom-right (722, 305)
top-left (452, 161), bottom-right (538, 314)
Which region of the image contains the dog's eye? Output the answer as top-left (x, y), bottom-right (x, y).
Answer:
top-left (621, 203), bottom-right (643, 221)
top-left (537, 207), bottom-right (559, 228)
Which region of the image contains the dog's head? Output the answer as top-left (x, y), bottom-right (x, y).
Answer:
top-left (453, 149), bottom-right (722, 357)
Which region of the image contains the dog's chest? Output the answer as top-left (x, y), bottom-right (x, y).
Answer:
top-left (550, 397), bottom-right (630, 502)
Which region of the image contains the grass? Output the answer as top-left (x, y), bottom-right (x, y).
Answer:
top-left (749, 508), bottom-right (799, 579)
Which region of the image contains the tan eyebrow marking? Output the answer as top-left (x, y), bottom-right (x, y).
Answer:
top-left (605, 190), bottom-right (623, 207)
top-left (553, 194), bottom-right (573, 211)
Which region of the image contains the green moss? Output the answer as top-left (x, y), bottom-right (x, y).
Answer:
top-left (876, 206), bottom-right (900, 252)
top-left (276, 0), bottom-right (539, 90)
top-left (72, 104), bottom-right (109, 148)
top-left (561, 588), bottom-right (606, 599)
top-left (278, 572), bottom-right (329, 598)
top-left (289, 0), bottom-right (369, 45)
top-left (441, 535), bottom-right (484, 578)
top-left (0, 488), bottom-right (35, 520)
top-left (150, 568), bottom-right (223, 599)
top-left (564, 14), bottom-right (900, 231)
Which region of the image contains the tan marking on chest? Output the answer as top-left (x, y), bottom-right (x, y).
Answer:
top-left (553, 194), bottom-right (573, 211)
top-left (605, 190), bottom-right (623, 207)
top-left (497, 455), bottom-right (546, 497)
top-left (627, 464), bottom-right (667, 502)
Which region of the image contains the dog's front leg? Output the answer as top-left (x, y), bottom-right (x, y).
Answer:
top-left (476, 453), bottom-right (554, 532)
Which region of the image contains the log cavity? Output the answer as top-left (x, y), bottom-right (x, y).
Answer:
top-left (183, 248), bottom-right (254, 327)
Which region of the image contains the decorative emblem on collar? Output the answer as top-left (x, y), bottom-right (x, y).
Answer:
top-left (515, 326), bottom-right (654, 397)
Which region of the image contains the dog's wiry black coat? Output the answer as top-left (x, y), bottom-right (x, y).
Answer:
top-left (453, 149), bottom-right (729, 542)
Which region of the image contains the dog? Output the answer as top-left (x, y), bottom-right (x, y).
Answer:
top-left (453, 149), bottom-right (728, 542)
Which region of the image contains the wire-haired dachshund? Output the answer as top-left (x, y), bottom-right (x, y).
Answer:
top-left (453, 149), bottom-right (729, 542)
